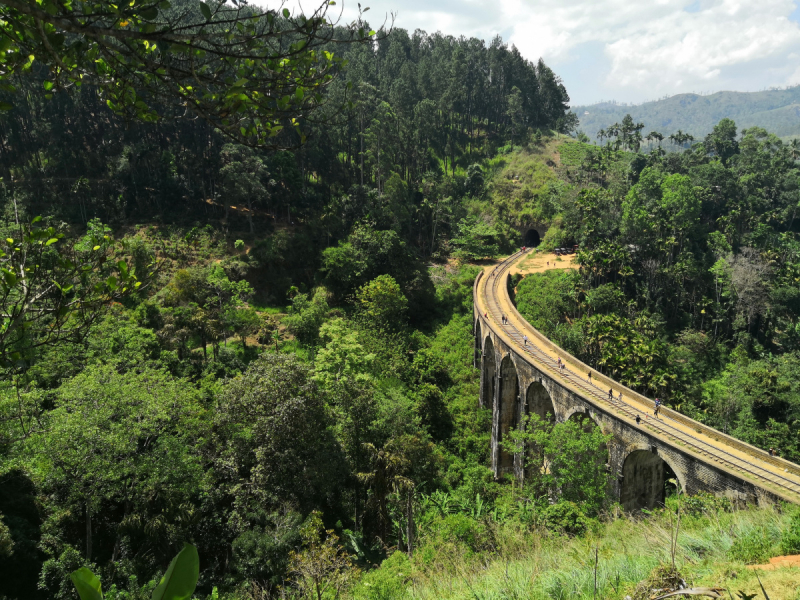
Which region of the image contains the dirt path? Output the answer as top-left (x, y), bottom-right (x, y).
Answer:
top-left (511, 251), bottom-right (577, 276)
top-left (748, 554), bottom-right (800, 571)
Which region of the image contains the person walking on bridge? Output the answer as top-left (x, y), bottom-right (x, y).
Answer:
top-left (587, 371), bottom-right (592, 384)
top-left (654, 398), bottom-right (662, 418)
top-left (523, 335), bottom-right (528, 346)
top-left (608, 388), bottom-right (613, 400)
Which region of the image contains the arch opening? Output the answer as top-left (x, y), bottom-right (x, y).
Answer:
top-left (620, 450), bottom-right (678, 512)
top-left (474, 320), bottom-right (482, 369)
top-left (526, 380), bottom-right (555, 423)
top-left (523, 229), bottom-right (541, 248)
top-left (521, 380), bottom-right (556, 480)
top-left (481, 336), bottom-right (496, 410)
top-left (498, 355), bottom-right (519, 475)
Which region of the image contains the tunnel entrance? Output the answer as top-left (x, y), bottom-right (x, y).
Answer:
top-left (620, 450), bottom-right (678, 512)
top-left (524, 229), bottom-right (541, 247)
top-left (498, 355), bottom-right (519, 475)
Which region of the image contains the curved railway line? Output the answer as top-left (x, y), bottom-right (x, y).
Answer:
top-left (474, 250), bottom-right (800, 504)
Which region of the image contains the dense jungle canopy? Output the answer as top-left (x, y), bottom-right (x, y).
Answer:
top-left (0, 0), bottom-right (799, 599)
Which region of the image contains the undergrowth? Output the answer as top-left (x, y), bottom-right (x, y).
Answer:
top-left (354, 502), bottom-right (800, 600)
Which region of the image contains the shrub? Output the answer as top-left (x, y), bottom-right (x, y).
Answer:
top-left (542, 501), bottom-right (589, 536)
top-left (682, 492), bottom-right (732, 516)
top-left (435, 513), bottom-right (492, 552)
top-left (352, 551), bottom-right (412, 600)
top-left (780, 509), bottom-right (800, 555)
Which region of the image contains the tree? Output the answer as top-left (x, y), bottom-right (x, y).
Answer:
top-left (219, 145), bottom-right (274, 232)
top-left (450, 215), bottom-right (500, 261)
top-left (288, 512), bottom-right (359, 600)
top-left (506, 86), bottom-right (526, 147)
top-left (0, 217), bottom-right (144, 368)
top-left (284, 287), bottom-right (330, 346)
top-left (213, 353), bottom-right (345, 516)
top-left (313, 318), bottom-right (375, 388)
top-left (0, 0), bottom-right (378, 147)
top-left (223, 304), bottom-right (261, 348)
top-left (25, 365), bottom-right (206, 583)
top-left (354, 275), bottom-right (408, 333)
top-left (703, 118), bottom-right (739, 165)
top-left (505, 414), bottom-right (611, 515)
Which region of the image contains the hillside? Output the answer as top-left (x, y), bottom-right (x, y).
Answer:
top-left (572, 87), bottom-right (800, 141)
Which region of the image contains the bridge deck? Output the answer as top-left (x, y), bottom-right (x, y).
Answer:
top-left (476, 250), bottom-right (800, 504)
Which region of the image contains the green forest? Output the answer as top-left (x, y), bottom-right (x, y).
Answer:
top-left (0, 1), bottom-right (799, 599)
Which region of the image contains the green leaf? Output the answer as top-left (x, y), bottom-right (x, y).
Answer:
top-left (45, 238), bottom-right (59, 246)
top-left (70, 567), bottom-right (103, 600)
top-left (0, 102), bottom-right (13, 111)
top-left (200, 2), bottom-right (212, 20)
top-left (282, 8), bottom-right (290, 17)
top-left (141, 6), bottom-right (159, 20)
top-left (43, 81), bottom-right (54, 91)
top-left (151, 543), bottom-right (199, 600)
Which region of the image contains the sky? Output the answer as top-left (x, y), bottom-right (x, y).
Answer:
top-left (272, 0), bottom-right (800, 106)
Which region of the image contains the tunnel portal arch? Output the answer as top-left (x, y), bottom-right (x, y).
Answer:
top-left (620, 449), bottom-right (679, 512)
top-left (524, 229), bottom-right (541, 247)
top-left (481, 336), bottom-right (496, 410)
top-left (497, 355), bottom-right (519, 475)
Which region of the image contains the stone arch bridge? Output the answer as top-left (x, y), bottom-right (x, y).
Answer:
top-left (474, 251), bottom-right (800, 511)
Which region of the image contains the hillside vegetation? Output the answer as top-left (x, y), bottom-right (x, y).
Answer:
top-left (573, 87), bottom-right (800, 142)
top-left (0, 1), bottom-right (800, 598)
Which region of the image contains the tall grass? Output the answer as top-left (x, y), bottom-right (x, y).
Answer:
top-left (355, 504), bottom-right (800, 600)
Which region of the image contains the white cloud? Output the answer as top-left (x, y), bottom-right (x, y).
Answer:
top-left (258, 0), bottom-right (800, 104)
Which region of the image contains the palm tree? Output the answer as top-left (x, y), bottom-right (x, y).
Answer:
top-left (358, 442), bottom-right (414, 548)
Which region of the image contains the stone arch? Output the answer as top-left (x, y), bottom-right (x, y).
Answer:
top-left (497, 355), bottom-right (519, 475)
top-left (620, 448), bottom-right (680, 512)
top-left (525, 380), bottom-right (556, 423)
top-left (523, 229), bottom-right (541, 247)
top-left (481, 336), bottom-right (496, 410)
top-left (519, 380), bottom-right (556, 480)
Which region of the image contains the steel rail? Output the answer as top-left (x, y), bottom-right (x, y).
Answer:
top-left (478, 251), bottom-right (800, 501)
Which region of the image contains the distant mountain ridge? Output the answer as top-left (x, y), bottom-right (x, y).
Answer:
top-left (572, 87), bottom-right (800, 141)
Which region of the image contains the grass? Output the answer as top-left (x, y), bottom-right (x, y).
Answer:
top-left (355, 503), bottom-right (800, 600)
